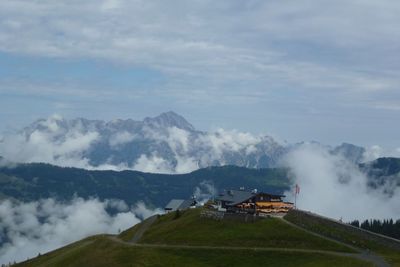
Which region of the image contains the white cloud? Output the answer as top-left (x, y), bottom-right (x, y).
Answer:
top-left (0, 116), bottom-right (99, 168)
top-left (109, 131), bottom-right (135, 148)
top-left (0, 114), bottom-right (398, 175)
top-left (39, 114), bottom-right (63, 132)
top-left (283, 144), bottom-right (400, 221)
top-left (173, 155), bottom-right (199, 174)
top-left (193, 180), bottom-right (216, 205)
top-left (133, 154), bottom-right (172, 173)
top-left (362, 145), bottom-right (400, 162)
top-left (197, 128), bottom-right (263, 159)
top-left (0, 0), bottom-right (399, 101)
top-left (129, 126), bottom-right (271, 174)
top-left (0, 197), bottom-right (162, 265)
top-left (101, 0), bottom-right (122, 11)
top-left (1, 0), bottom-right (400, 148)
top-left (1, 115), bottom-right (264, 173)
top-left (167, 127), bottom-right (191, 154)
top-left (149, 127), bottom-right (199, 173)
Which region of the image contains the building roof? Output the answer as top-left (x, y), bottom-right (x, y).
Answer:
top-left (165, 199), bottom-right (195, 211)
top-left (217, 190), bottom-right (254, 206)
top-left (216, 189), bottom-right (285, 206)
top-left (178, 199), bottom-right (194, 210)
top-left (165, 199), bottom-right (185, 210)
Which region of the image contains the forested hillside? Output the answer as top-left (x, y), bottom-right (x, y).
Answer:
top-left (0, 163), bottom-right (290, 207)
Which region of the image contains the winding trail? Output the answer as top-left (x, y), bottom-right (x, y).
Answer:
top-left (107, 213), bottom-right (390, 267)
top-left (130, 215), bottom-right (157, 244)
top-left (109, 236), bottom-right (386, 266)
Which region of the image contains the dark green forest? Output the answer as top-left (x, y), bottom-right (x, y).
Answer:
top-left (0, 163), bottom-right (291, 208)
top-left (1, 157), bottom-right (400, 208)
top-left (349, 219), bottom-right (400, 240)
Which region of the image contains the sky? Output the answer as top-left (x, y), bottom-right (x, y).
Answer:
top-left (0, 0), bottom-right (399, 147)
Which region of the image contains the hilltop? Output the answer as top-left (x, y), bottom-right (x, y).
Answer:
top-left (15, 208), bottom-right (400, 267)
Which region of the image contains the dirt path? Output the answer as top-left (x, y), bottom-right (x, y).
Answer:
top-left (281, 217), bottom-right (389, 267)
top-left (130, 215), bottom-right (157, 244)
top-left (108, 235), bottom-right (384, 266)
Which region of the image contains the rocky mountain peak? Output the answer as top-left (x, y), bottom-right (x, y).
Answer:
top-left (332, 143), bottom-right (366, 163)
top-left (143, 111), bottom-right (195, 131)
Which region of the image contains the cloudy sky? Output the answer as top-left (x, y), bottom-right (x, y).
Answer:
top-left (1, 0), bottom-right (399, 147)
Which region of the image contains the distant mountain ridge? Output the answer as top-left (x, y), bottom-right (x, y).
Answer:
top-left (143, 111), bottom-right (196, 131)
top-left (0, 163), bottom-right (290, 207)
top-left (360, 157), bottom-right (400, 194)
top-left (1, 157), bottom-right (399, 207)
top-left (0, 111), bottom-right (375, 173)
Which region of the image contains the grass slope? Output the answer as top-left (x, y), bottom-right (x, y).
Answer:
top-left (137, 208), bottom-right (353, 252)
top-left (16, 236), bottom-right (370, 267)
top-left (15, 208), bottom-right (375, 267)
top-left (285, 209), bottom-right (400, 267)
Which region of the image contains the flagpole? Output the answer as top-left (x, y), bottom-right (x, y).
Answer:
top-left (294, 184), bottom-right (299, 210)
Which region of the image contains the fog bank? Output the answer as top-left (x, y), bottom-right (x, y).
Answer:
top-left (0, 198), bottom-right (162, 264)
top-left (283, 144), bottom-right (400, 222)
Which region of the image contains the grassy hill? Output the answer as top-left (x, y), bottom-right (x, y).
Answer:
top-left (285, 209), bottom-right (400, 267)
top-left (14, 236), bottom-right (371, 267)
top-left (135, 208), bottom-right (353, 252)
top-left (15, 235), bottom-right (372, 267)
top-left (15, 208), bottom-right (389, 267)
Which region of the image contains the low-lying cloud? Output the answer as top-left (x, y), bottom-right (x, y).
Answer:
top-left (283, 144), bottom-right (400, 221)
top-left (133, 153), bottom-right (173, 174)
top-left (109, 131), bottom-right (136, 148)
top-left (362, 145), bottom-right (400, 162)
top-left (0, 115), bottom-right (100, 170)
top-left (193, 180), bottom-right (217, 205)
top-left (0, 197), bottom-right (162, 265)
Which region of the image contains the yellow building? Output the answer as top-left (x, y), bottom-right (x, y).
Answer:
top-left (216, 189), bottom-right (294, 214)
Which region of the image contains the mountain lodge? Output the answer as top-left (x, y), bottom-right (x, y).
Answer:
top-left (215, 189), bottom-right (293, 214)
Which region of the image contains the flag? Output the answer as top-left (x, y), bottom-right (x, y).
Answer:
top-left (295, 184), bottom-right (300, 195)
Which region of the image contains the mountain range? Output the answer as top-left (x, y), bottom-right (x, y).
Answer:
top-left (0, 163), bottom-right (290, 207)
top-left (0, 157), bottom-right (399, 208)
top-left (0, 111), bottom-right (372, 173)
top-left (360, 157), bottom-right (400, 195)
